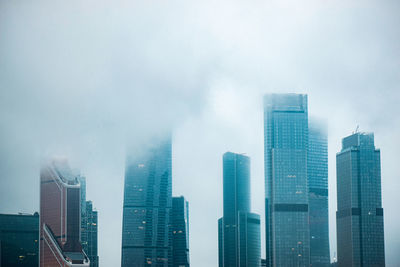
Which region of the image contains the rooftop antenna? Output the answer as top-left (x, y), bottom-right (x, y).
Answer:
top-left (355, 125), bottom-right (359, 133)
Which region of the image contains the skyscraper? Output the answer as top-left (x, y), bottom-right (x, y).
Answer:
top-left (121, 137), bottom-right (172, 266)
top-left (308, 120), bottom-right (330, 266)
top-left (79, 174), bottom-right (87, 234)
top-left (171, 196), bottom-right (190, 267)
top-left (0, 212), bottom-right (39, 267)
top-left (237, 212), bottom-right (261, 267)
top-left (336, 132), bottom-right (385, 267)
top-left (40, 160), bottom-right (90, 266)
top-left (78, 176), bottom-right (99, 267)
top-left (83, 201), bottom-right (99, 267)
top-left (263, 93), bottom-right (310, 267)
top-left (218, 152), bottom-right (261, 267)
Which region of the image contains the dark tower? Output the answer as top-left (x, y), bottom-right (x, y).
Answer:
top-left (0, 212), bottom-right (39, 267)
top-left (171, 196), bottom-right (190, 267)
top-left (121, 137), bottom-right (172, 266)
top-left (79, 176), bottom-right (99, 267)
top-left (336, 132), bottom-right (385, 266)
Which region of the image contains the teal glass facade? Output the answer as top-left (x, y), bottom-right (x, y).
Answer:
top-left (218, 152), bottom-right (261, 267)
top-left (308, 120), bottom-right (330, 266)
top-left (222, 152), bottom-right (250, 227)
top-left (121, 138), bottom-right (172, 266)
top-left (263, 94), bottom-right (310, 267)
top-left (79, 176), bottom-right (99, 267)
top-left (0, 213), bottom-right (39, 267)
top-left (336, 132), bottom-right (385, 267)
top-left (238, 212), bottom-right (261, 267)
top-left (172, 196), bottom-right (190, 267)
top-left (84, 201), bottom-right (99, 267)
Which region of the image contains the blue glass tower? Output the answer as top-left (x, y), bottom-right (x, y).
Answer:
top-left (79, 174), bottom-right (87, 230)
top-left (121, 137), bottom-right (172, 266)
top-left (171, 196), bottom-right (190, 267)
top-left (308, 120), bottom-right (330, 266)
top-left (336, 132), bottom-right (385, 266)
top-left (218, 152), bottom-right (261, 267)
top-left (263, 94), bottom-right (310, 267)
top-left (238, 212), bottom-right (261, 267)
top-left (84, 201), bottom-right (99, 267)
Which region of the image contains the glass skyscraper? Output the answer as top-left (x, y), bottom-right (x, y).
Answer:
top-left (218, 152), bottom-right (261, 267)
top-left (83, 201), bottom-right (99, 267)
top-left (263, 94), bottom-right (310, 267)
top-left (79, 174), bottom-right (87, 235)
top-left (0, 212), bottom-right (39, 267)
top-left (40, 160), bottom-right (90, 266)
top-left (336, 132), bottom-right (385, 267)
top-left (121, 137), bottom-right (172, 266)
top-left (171, 196), bottom-right (190, 267)
top-left (308, 120), bottom-right (330, 266)
top-left (78, 176), bottom-right (99, 267)
top-left (237, 212), bottom-right (261, 267)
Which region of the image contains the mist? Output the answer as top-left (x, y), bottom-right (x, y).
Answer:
top-left (1, 0), bottom-right (399, 266)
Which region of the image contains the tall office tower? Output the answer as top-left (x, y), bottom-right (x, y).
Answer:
top-left (84, 201), bottom-right (99, 267)
top-left (78, 176), bottom-right (99, 267)
top-left (79, 175), bottom-right (88, 263)
top-left (0, 212), bottom-right (39, 266)
top-left (308, 120), bottom-right (330, 266)
top-left (264, 93), bottom-right (310, 267)
top-left (79, 175), bottom-right (87, 233)
top-left (171, 196), bottom-right (190, 267)
top-left (121, 137), bottom-right (172, 266)
top-left (336, 132), bottom-right (385, 267)
top-left (40, 160), bottom-right (90, 266)
top-left (218, 152), bottom-right (261, 267)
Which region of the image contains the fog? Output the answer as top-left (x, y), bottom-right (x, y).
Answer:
top-left (1, 0), bottom-right (399, 266)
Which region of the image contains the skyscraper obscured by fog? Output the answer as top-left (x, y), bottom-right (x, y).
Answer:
top-left (218, 152), bottom-right (261, 267)
top-left (263, 94), bottom-right (310, 267)
top-left (40, 160), bottom-right (90, 266)
top-left (336, 132), bottom-right (385, 267)
top-left (121, 137), bottom-right (172, 266)
top-left (172, 196), bottom-right (190, 267)
top-left (308, 120), bottom-right (330, 266)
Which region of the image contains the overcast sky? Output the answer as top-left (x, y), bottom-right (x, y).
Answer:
top-left (1, 0), bottom-right (399, 266)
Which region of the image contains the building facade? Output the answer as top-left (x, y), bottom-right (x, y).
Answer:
top-left (171, 196), bottom-right (190, 267)
top-left (40, 160), bottom-right (89, 266)
top-left (218, 152), bottom-right (261, 267)
top-left (121, 137), bottom-right (172, 266)
top-left (308, 120), bottom-right (330, 266)
top-left (261, 259), bottom-right (267, 267)
top-left (0, 212), bottom-right (39, 267)
top-left (263, 94), bottom-right (310, 267)
top-left (78, 176), bottom-right (99, 267)
top-left (237, 212), bottom-right (261, 267)
top-left (336, 132), bottom-right (385, 267)
top-left (79, 175), bottom-right (87, 237)
top-left (83, 201), bottom-right (98, 267)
